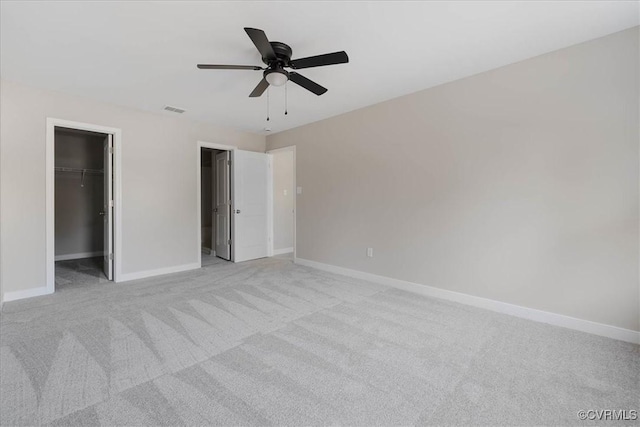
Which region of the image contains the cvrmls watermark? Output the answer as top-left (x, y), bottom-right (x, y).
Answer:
top-left (577, 410), bottom-right (637, 421)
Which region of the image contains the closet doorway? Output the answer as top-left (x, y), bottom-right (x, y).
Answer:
top-left (46, 119), bottom-right (121, 293)
top-left (200, 145), bottom-right (233, 266)
top-left (197, 140), bottom-right (271, 267)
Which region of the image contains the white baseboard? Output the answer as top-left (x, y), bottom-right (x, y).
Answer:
top-left (273, 247), bottom-right (294, 256)
top-left (3, 286), bottom-right (54, 303)
top-left (55, 251), bottom-right (104, 261)
top-left (118, 262), bottom-right (201, 282)
top-left (3, 262), bottom-right (201, 303)
top-left (295, 258), bottom-right (640, 344)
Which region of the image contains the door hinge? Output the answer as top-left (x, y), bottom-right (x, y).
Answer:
top-left (109, 147), bottom-right (114, 154)
top-left (227, 160), bottom-right (232, 166)
top-left (109, 200), bottom-right (114, 208)
top-left (109, 253), bottom-right (114, 260)
top-left (228, 239), bottom-right (232, 245)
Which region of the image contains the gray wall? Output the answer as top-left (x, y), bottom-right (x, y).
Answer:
top-left (272, 150), bottom-right (294, 251)
top-left (0, 79), bottom-right (265, 299)
top-left (54, 129), bottom-right (105, 258)
top-left (267, 28), bottom-right (639, 332)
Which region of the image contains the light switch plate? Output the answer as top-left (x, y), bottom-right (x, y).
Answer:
top-left (296, 186), bottom-right (302, 195)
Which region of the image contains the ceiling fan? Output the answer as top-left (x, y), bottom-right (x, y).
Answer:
top-left (197, 27), bottom-right (349, 97)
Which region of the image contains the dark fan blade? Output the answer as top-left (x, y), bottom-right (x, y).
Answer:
top-left (289, 51), bottom-right (349, 69)
top-left (249, 78), bottom-right (270, 97)
top-left (244, 27), bottom-right (276, 61)
top-left (198, 64), bottom-right (263, 70)
top-left (289, 72), bottom-right (327, 96)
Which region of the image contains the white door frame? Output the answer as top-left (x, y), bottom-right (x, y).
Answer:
top-left (197, 140), bottom-right (237, 267)
top-left (46, 118), bottom-right (123, 293)
top-left (266, 145), bottom-right (296, 259)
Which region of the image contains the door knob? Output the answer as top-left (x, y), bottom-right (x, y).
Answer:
top-left (99, 211), bottom-right (105, 216)
top-left (236, 209), bottom-right (241, 214)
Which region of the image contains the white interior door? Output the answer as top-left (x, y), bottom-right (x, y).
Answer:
top-left (215, 151), bottom-right (231, 260)
top-left (103, 134), bottom-right (113, 280)
top-left (233, 150), bottom-right (269, 262)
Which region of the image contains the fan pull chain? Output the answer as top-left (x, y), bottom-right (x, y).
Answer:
top-left (266, 87), bottom-right (270, 121)
top-left (284, 81), bottom-right (288, 116)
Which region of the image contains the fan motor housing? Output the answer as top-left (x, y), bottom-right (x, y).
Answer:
top-left (265, 41), bottom-right (292, 65)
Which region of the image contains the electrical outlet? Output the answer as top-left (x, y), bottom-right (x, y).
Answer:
top-left (367, 247), bottom-right (373, 258)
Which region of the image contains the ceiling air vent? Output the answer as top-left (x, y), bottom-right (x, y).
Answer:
top-left (163, 105), bottom-right (186, 114)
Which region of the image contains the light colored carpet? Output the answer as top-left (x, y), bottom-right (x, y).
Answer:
top-left (54, 257), bottom-right (109, 290)
top-left (1, 255), bottom-right (638, 426)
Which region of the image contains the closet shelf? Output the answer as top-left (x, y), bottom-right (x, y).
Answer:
top-left (55, 167), bottom-right (103, 174)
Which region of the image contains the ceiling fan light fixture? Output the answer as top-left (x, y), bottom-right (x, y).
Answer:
top-left (265, 69), bottom-right (289, 87)
top-left (197, 27), bottom-right (347, 97)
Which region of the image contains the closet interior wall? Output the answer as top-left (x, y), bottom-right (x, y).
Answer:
top-left (54, 128), bottom-right (105, 260)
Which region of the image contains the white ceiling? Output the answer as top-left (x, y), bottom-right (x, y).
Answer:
top-left (1, 1), bottom-right (637, 135)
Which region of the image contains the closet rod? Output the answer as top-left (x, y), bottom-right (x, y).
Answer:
top-left (54, 167), bottom-right (104, 174)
